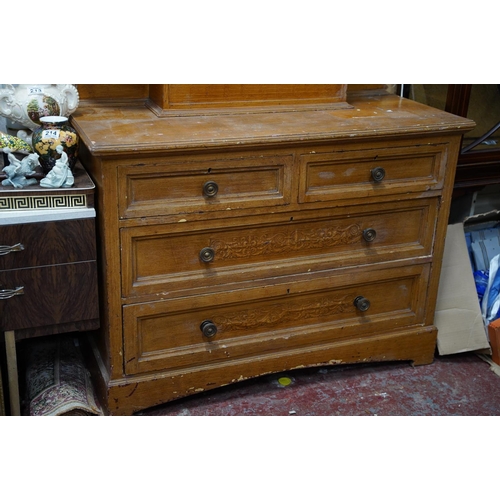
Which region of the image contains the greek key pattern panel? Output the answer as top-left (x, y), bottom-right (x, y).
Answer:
top-left (0, 194), bottom-right (87, 210)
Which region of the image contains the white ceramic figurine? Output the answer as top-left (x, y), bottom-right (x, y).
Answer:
top-left (1, 149), bottom-right (39, 188)
top-left (40, 145), bottom-right (74, 188)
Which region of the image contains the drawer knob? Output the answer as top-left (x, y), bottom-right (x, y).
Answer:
top-left (0, 243), bottom-right (25, 256)
top-left (200, 247), bottom-right (215, 263)
top-left (0, 286), bottom-right (25, 300)
top-left (354, 295), bottom-right (371, 312)
top-left (371, 167), bottom-right (386, 183)
top-left (363, 228), bottom-right (377, 242)
top-left (203, 181), bottom-right (219, 197)
top-left (200, 320), bottom-right (218, 338)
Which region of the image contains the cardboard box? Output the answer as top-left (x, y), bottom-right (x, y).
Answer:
top-left (435, 222), bottom-right (491, 355)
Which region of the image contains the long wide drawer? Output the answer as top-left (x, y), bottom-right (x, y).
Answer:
top-left (121, 198), bottom-right (437, 299)
top-left (299, 143), bottom-right (447, 203)
top-left (123, 264), bottom-right (430, 375)
top-left (118, 154), bottom-right (293, 219)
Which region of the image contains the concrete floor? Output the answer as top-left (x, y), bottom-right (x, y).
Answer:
top-left (137, 352), bottom-right (500, 416)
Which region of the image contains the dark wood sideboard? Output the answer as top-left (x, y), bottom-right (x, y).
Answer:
top-left (0, 162), bottom-right (100, 415)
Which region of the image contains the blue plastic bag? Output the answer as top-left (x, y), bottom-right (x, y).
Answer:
top-left (482, 254), bottom-right (500, 324)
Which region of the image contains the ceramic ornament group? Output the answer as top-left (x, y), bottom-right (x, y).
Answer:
top-left (0, 84), bottom-right (80, 189)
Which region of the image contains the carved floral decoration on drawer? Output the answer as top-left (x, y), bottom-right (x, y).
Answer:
top-left (211, 295), bottom-right (354, 332)
top-left (209, 223), bottom-right (362, 259)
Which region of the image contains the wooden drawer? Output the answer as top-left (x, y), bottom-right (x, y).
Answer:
top-left (118, 154), bottom-right (293, 219)
top-left (0, 262), bottom-right (99, 331)
top-left (0, 219), bottom-right (96, 269)
top-left (123, 264), bottom-right (430, 375)
top-left (121, 198), bottom-right (437, 299)
top-left (299, 144), bottom-right (447, 203)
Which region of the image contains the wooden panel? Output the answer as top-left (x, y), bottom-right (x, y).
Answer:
top-left (118, 154), bottom-right (293, 219)
top-left (347, 84), bottom-right (388, 93)
top-left (299, 143), bottom-right (447, 203)
top-left (149, 84), bottom-right (347, 110)
top-left (123, 264), bottom-right (430, 374)
top-left (121, 199), bottom-right (437, 299)
top-left (71, 94), bottom-right (475, 156)
top-left (77, 84), bottom-right (149, 101)
top-left (0, 261), bottom-right (99, 331)
top-left (0, 218), bottom-right (96, 269)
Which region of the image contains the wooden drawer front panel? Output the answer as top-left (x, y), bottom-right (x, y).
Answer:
top-left (123, 264), bottom-right (429, 375)
top-left (118, 155), bottom-right (293, 219)
top-left (0, 219), bottom-right (96, 269)
top-left (0, 262), bottom-right (99, 331)
top-left (122, 199), bottom-right (437, 299)
top-left (299, 144), bottom-right (446, 203)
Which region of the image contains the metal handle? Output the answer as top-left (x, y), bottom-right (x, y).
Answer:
top-left (200, 320), bottom-right (218, 338)
top-left (0, 243), bottom-right (25, 256)
top-left (200, 247), bottom-right (215, 263)
top-left (354, 295), bottom-right (370, 312)
top-left (0, 286), bottom-right (25, 300)
top-left (371, 167), bottom-right (386, 183)
top-left (363, 228), bottom-right (377, 242)
top-left (203, 181), bottom-right (219, 197)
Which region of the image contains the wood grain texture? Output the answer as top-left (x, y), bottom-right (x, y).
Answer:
top-left (123, 264), bottom-right (429, 375)
top-left (0, 261), bottom-right (99, 331)
top-left (72, 88), bottom-right (475, 415)
top-left (149, 84), bottom-right (348, 112)
top-left (76, 84), bottom-right (381, 104)
top-left (77, 84), bottom-right (149, 101)
top-left (121, 199), bottom-right (436, 301)
top-left (0, 219), bottom-right (96, 270)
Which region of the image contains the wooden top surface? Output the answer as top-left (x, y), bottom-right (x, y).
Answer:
top-left (71, 93), bottom-right (476, 156)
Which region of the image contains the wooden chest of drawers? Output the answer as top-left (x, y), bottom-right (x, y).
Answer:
top-left (72, 89), bottom-right (475, 415)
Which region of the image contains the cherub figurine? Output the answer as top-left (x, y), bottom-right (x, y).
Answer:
top-left (40, 145), bottom-right (74, 188)
top-left (1, 148), bottom-right (39, 188)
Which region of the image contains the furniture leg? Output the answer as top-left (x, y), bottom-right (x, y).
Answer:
top-left (4, 330), bottom-right (20, 416)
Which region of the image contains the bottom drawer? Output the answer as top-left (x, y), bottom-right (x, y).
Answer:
top-left (0, 262), bottom-right (99, 331)
top-left (124, 264), bottom-right (430, 375)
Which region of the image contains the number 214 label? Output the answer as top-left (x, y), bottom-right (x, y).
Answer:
top-left (42, 130), bottom-right (60, 139)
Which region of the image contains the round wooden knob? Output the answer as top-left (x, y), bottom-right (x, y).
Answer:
top-left (363, 228), bottom-right (377, 242)
top-left (371, 167), bottom-right (386, 182)
top-left (200, 247), bottom-right (215, 263)
top-left (200, 320), bottom-right (218, 338)
top-left (354, 296), bottom-right (371, 312)
top-left (203, 181), bottom-right (219, 197)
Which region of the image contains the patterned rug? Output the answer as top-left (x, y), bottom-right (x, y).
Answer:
top-left (24, 336), bottom-right (102, 416)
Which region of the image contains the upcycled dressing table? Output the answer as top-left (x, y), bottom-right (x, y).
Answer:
top-left (0, 160), bottom-right (99, 415)
top-left (71, 84), bottom-right (475, 416)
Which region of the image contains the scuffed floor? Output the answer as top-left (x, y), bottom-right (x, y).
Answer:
top-left (137, 352), bottom-right (500, 416)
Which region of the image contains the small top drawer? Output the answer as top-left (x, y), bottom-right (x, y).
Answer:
top-left (299, 143), bottom-right (447, 204)
top-left (118, 154), bottom-right (293, 219)
top-left (0, 218), bottom-right (96, 270)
